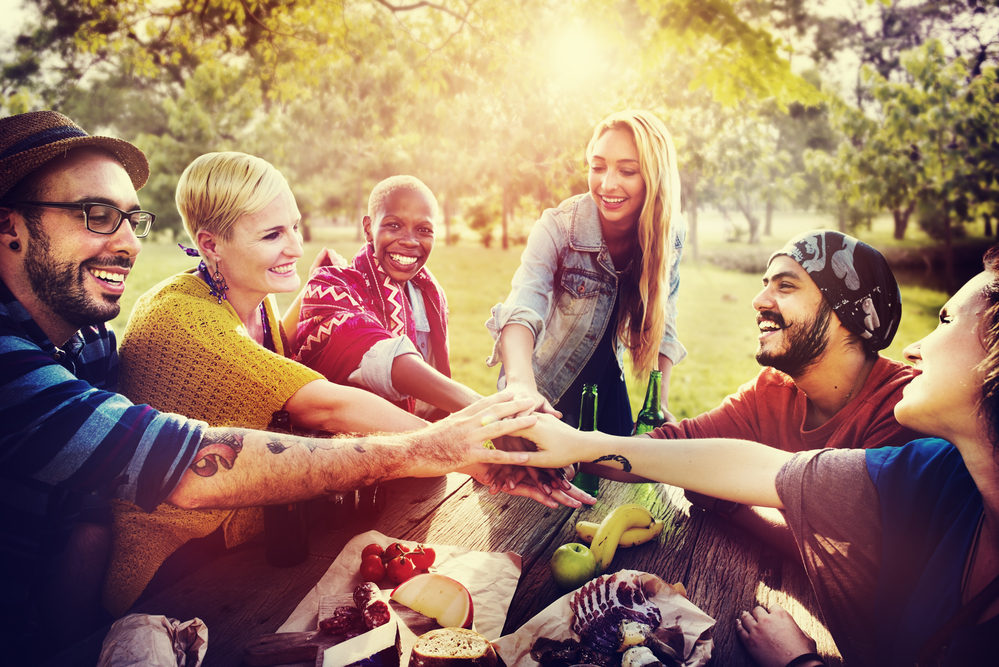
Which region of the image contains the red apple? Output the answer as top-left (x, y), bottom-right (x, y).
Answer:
top-left (390, 573), bottom-right (473, 629)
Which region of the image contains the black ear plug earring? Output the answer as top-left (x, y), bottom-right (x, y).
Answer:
top-left (8, 241), bottom-right (19, 251)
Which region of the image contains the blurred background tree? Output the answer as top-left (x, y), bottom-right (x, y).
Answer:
top-left (1, 0), bottom-right (997, 281)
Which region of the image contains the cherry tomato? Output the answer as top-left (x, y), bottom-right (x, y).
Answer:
top-left (383, 542), bottom-right (411, 561)
top-left (385, 554), bottom-right (417, 584)
top-left (409, 544), bottom-right (436, 570)
top-left (361, 543), bottom-right (384, 560)
top-left (359, 554), bottom-right (385, 582)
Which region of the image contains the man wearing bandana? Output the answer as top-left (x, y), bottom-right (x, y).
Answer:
top-left (595, 230), bottom-right (924, 555)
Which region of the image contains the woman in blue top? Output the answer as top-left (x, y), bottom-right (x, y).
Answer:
top-left (486, 109), bottom-right (686, 436)
top-left (515, 246), bottom-right (999, 666)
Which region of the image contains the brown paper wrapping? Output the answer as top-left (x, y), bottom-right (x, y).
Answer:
top-left (492, 571), bottom-right (715, 667)
top-left (97, 613), bottom-right (208, 666)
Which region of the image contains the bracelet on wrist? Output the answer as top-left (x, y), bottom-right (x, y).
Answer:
top-left (784, 652), bottom-right (825, 667)
top-left (712, 499), bottom-right (742, 518)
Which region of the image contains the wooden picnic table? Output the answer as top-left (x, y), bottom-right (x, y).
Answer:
top-left (44, 473), bottom-right (844, 667)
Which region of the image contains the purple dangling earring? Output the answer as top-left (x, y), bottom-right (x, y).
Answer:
top-left (200, 260), bottom-right (229, 304)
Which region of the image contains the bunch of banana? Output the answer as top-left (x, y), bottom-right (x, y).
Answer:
top-left (585, 503), bottom-right (664, 574)
top-left (575, 518), bottom-right (664, 548)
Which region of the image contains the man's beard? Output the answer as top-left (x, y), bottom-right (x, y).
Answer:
top-left (756, 299), bottom-right (833, 377)
top-left (23, 227), bottom-right (130, 329)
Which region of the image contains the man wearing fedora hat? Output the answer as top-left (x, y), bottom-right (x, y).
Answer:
top-left (0, 111), bottom-right (556, 658)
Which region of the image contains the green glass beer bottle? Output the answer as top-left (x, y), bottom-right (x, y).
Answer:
top-left (572, 384), bottom-right (600, 497)
top-left (635, 370), bottom-right (666, 435)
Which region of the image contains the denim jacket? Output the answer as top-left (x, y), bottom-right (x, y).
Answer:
top-left (486, 194), bottom-right (686, 405)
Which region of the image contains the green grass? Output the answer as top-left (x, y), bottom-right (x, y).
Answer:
top-left (112, 220), bottom-right (948, 421)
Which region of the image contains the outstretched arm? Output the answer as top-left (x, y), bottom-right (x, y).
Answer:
top-left (390, 354), bottom-right (483, 415)
top-left (516, 414), bottom-right (791, 509)
top-left (497, 323), bottom-right (560, 418)
top-left (284, 378), bottom-right (427, 434)
top-left (166, 393), bottom-right (537, 509)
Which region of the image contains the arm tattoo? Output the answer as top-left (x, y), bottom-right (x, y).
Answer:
top-left (592, 454), bottom-right (632, 473)
top-left (191, 432), bottom-right (244, 478)
top-left (265, 434), bottom-right (291, 455)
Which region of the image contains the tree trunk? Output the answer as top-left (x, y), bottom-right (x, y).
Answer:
top-left (764, 197), bottom-right (774, 237)
top-left (891, 201), bottom-right (915, 240)
top-left (986, 216), bottom-right (994, 237)
top-left (735, 199), bottom-right (761, 245)
top-left (300, 211), bottom-right (312, 243)
top-left (944, 214), bottom-right (955, 294)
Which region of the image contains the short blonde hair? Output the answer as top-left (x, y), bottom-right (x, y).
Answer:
top-left (176, 152), bottom-right (289, 243)
top-left (585, 110), bottom-right (682, 377)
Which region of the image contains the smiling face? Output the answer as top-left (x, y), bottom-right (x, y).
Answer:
top-left (363, 187), bottom-right (436, 284)
top-left (587, 127), bottom-right (647, 233)
top-left (752, 256), bottom-right (837, 377)
top-left (896, 272), bottom-right (990, 444)
top-left (205, 187), bottom-right (303, 302)
top-left (10, 149), bottom-right (142, 342)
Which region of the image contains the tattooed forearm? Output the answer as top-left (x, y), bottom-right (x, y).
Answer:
top-left (191, 431), bottom-right (245, 477)
top-left (592, 454), bottom-right (632, 473)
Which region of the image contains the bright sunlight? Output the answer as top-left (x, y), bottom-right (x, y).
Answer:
top-left (545, 23), bottom-right (609, 87)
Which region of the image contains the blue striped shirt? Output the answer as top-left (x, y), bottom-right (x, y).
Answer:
top-left (0, 278), bottom-right (206, 614)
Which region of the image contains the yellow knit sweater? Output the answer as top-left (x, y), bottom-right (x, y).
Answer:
top-left (106, 270), bottom-right (323, 617)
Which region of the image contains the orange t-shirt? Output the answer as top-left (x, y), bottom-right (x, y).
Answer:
top-left (649, 356), bottom-right (923, 452)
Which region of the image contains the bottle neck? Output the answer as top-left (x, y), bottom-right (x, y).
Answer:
top-left (642, 371), bottom-right (662, 410)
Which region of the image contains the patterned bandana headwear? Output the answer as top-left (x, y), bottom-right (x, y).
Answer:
top-left (769, 230), bottom-right (901, 354)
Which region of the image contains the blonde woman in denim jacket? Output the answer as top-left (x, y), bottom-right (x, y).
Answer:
top-left (486, 110), bottom-right (686, 437)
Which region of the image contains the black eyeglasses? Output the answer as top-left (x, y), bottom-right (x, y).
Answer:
top-left (11, 201), bottom-right (156, 238)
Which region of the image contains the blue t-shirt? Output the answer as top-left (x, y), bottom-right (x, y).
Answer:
top-left (867, 438), bottom-right (999, 665)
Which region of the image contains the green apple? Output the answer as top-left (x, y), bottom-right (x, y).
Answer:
top-left (549, 542), bottom-right (597, 591)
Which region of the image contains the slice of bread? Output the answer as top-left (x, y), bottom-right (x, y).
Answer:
top-left (410, 628), bottom-right (499, 667)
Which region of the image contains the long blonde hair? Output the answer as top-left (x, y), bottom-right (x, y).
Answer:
top-left (585, 110), bottom-right (682, 378)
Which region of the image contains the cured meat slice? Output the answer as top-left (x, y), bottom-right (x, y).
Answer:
top-left (318, 598), bottom-right (364, 634)
top-left (353, 582), bottom-right (391, 629)
top-left (570, 571), bottom-right (663, 654)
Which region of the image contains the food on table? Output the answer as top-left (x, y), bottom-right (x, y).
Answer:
top-left (549, 542), bottom-right (597, 591)
top-left (360, 554), bottom-right (387, 582)
top-left (575, 518), bottom-right (665, 548)
top-left (409, 544), bottom-right (437, 570)
top-left (317, 598), bottom-right (365, 635)
top-left (410, 628), bottom-right (498, 667)
top-left (391, 573), bottom-right (474, 629)
top-left (317, 583), bottom-right (391, 636)
top-left (384, 542), bottom-right (412, 560)
top-left (616, 621), bottom-right (681, 664)
top-left (621, 645), bottom-right (665, 667)
top-left (588, 504), bottom-right (660, 575)
top-left (360, 540), bottom-right (436, 584)
top-left (386, 553), bottom-right (419, 584)
top-left (530, 637), bottom-right (618, 667)
top-left (570, 571), bottom-right (663, 655)
top-left (354, 582), bottom-right (392, 629)
top-left (362, 543), bottom-right (386, 560)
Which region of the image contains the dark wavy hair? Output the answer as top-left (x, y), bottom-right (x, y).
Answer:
top-left (979, 245), bottom-right (999, 450)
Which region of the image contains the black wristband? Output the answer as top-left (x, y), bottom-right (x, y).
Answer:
top-left (785, 653), bottom-right (825, 667)
top-left (713, 499), bottom-right (742, 518)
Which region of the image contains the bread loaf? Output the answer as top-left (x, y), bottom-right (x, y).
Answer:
top-left (410, 628), bottom-right (498, 667)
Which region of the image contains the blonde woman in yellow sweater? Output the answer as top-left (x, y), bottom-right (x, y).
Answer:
top-left (106, 152), bottom-right (586, 616)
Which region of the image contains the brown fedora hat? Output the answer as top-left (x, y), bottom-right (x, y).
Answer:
top-left (0, 110), bottom-right (149, 200)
